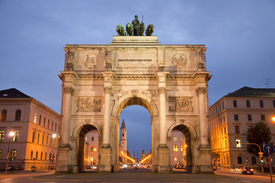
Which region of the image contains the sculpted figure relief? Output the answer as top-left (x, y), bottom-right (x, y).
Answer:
top-left (77, 97), bottom-right (102, 112)
top-left (169, 97), bottom-right (194, 112)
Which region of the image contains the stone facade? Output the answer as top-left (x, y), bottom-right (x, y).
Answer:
top-left (210, 86), bottom-right (275, 172)
top-left (56, 36), bottom-right (212, 173)
top-left (0, 88), bottom-right (61, 171)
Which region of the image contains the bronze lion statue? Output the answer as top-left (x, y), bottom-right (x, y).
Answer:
top-left (116, 25), bottom-right (126, 36)
top-left (146, 24), bottom-right (154, 36)
top-left (138, 22), bottom-right (145, 36)
top-left (126, 23), bottom-right (133, 36)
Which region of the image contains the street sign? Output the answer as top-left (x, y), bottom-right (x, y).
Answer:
top-left (263, 144), bottom-right (274, 154)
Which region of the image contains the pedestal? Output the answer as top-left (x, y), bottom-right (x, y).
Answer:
top-left (198, 145), bottom-right (213, 173)
top-left (157, 144), bottom-right (171, 173)
top-left (99, 145), bottom-right (112, 172)
top-left (56, 146), bottom-right (71, 173)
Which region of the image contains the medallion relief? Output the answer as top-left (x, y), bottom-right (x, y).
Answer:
top-left (172, 54), bottom-right (187, 67)
top-left (77, 97), bottom-right (102, 112)
top-left (84, 54), bottom-right (97, 68)
top-left (169, 97), bottom-right (194, 112)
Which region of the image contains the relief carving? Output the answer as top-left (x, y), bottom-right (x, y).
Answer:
top-left (117, 90), bottom-right (129, 100)
top-left (169, 97), bottom-right (194, 112)
top-left (172, 54), bottom-right (187, 67)
top-left (77, 97), bottom-right (102, 112)
top-left (84, 54), bottom-right (97, 68)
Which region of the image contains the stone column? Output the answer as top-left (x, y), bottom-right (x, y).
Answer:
top-left (157, 72), bottom-right (171, 173)
top-left (159, 87), bottom-right (167, 145)
top-left (103, 86), bottom-right (111, 146)
top-left (196, 87), bottom-right (208, 146)
top-left (62, 86), bottom-right (74, 145)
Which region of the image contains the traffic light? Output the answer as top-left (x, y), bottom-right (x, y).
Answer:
top-left (49, 153), bottom-right (52, 159)
top-left (10, 157), bottom-right (13, 161)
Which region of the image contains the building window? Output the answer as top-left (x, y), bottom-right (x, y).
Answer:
top-left (236, 139), bottom-right (241, 147)
top-left (30, 151), bottom-right (33, 160)
top-left (50, 136), bottom-right (52, 147)
top-left (45, 153), bottom-right (47, 160)
top-left (34, 113), bottom-right (37, 123)
top-left (58, 125), bottom-right (60, 132)
top-left (174, 137), bottom-right (177, 141)
top-left (92, 137), bottom-right (94, 141)
top-left (46, 135), bottom-right (48, 146)
top-left (11, 150), bottom-right (17, 160)
top-left (37, 133), bottom-right (40, 144)
top-left (55, 123), bottom-right (57, 131)
top-left (234, 115), bottom-right (239, 121)
top-left (0, 130), bottom-right (4, 142)
top-left (122, 133), bottom-right (124, 137)
top-left (273, 100), bottom-right (275, 108)
top-left (44, 117), bottom-right (46, 126)
top-left (233, 100), bottom-right (237, 108)
top-left (246, 100), bottom-right (251, 108)
top-left (235, 126), bottom-right (240, 134)
top-left (260, 100), bottom-right (264, 108)
top-left (15, 110), bottom-right (21, 121)
top-left (173, 146), bottom-right (178, 152)
top-left (1, 110), bottom-right (7, 121)
top-left (42, 134), bottom-right (44, 145)
top-left (36, 151), bottom-right (38, 160)
top-left (39, 115), bottom-right (41, 125)
top-left (237, 156), bottom-right (242, 164)
top-left (48, 120), bottom-right (50, 128)
top-left (40, 152), bottom-right (43, 160)
top-left (51, 121), bottom-right (53, 130)
top-left (252, 157), bottom-right (256, 164)
top-left (0, 150), bottom-right (2, 159)
top-left (261, 115), bottom-right (265, 121)
top-left (91, 147), bottom-right (94, 152)
top-left (32, 131), bottom-right (35, 143)
top-left (12, 130), bottom-right (19, 142)
top-left (248, 115), bottom-right (252, 121)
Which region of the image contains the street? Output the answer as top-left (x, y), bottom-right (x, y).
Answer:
top-left (0, 170), bottom-right (274, 183)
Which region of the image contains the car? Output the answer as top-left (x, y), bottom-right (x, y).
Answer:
top-left (92, 165), bottom-right (97, 170)
top-left (242, 166), bottom-right (253, 175)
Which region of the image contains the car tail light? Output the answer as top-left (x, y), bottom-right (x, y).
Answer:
top-left (243, 168), bottom-right (246, 171)
top-left (251, 168), bottom-right (253, 171)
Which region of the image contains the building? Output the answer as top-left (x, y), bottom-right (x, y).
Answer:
top-left (209, 86), bottom-right (275, 171)
top-left (119, 119), bottom-right (127, 164)
top-left (170, 130), bottom-right (184, 168)
top-left (57, 33), bottom-right (212, 173)
top-left (84, 131), bottom-right (98, 167)
top-left (0, 88), bottom-right (61, 170)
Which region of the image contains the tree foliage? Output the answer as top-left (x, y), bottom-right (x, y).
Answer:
top-left (246, 121), bottom-right (272, 157)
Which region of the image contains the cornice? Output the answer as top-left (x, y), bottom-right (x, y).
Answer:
top-left (59, 71), bottom-right (79, 80)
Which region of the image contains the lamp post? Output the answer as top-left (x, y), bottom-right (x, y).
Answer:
top-left (48, 133), bottom-right (59, 171)
top-left (5, 131), bottom-right (15, 174)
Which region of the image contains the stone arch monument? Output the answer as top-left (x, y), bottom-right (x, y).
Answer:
top-left (56, 36), bottom-right (212, 173)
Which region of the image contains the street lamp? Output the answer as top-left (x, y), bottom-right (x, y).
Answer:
top-left (48, 133), bottom-right (60, 171)
top-left (5, 131), bottom-right (15, 174)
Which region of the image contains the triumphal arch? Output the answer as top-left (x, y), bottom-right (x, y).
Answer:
top-left (56, 34), bottom-right (212, 173)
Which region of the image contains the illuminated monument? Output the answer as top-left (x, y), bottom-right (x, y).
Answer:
top-left (56, 16), bottom-right (212, 173)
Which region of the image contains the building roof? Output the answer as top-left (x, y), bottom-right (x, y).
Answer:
top-left (0, 88), bottom-right (32, 98)
top-left (121, 119), bottom-right (126, 129)
top-left (225, 86), bottom-right (275, 98)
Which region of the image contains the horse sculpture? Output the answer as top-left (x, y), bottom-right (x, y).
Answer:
top-left (116, 25), bottom-right (126, 36)
top-left (126, 23), bottom-right (133, 36)
top-left (145, 24), bottom-right (154, 36)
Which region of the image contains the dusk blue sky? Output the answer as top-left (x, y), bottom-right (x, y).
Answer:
top-left (1, 0), bottom-right (275, 157)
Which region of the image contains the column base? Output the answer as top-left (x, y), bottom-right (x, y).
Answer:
top-left (56, 146), bottom-right (72, 173)
top-left (157, 144), bottom-right (172, 173)
top-left (99, 145), bottom-right (112, 172)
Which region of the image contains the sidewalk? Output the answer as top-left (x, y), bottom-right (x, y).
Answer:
top-left (31, 171), bottom-right (235, 182)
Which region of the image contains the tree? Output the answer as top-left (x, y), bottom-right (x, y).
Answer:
top-left (246, 121), bottom-right (272, 157)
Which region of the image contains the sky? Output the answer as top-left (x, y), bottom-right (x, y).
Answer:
top-left (1, 0), bottom-right (275, 158)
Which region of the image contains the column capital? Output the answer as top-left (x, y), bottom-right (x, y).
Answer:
top-left (104, 87), bottom-right (112, 94)
top-left (64, 86), bottom-right (74, 95)
top-left (196, 87), bottom-right (206, 95)
top-left (158, 87), bottom-right (167, 95)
